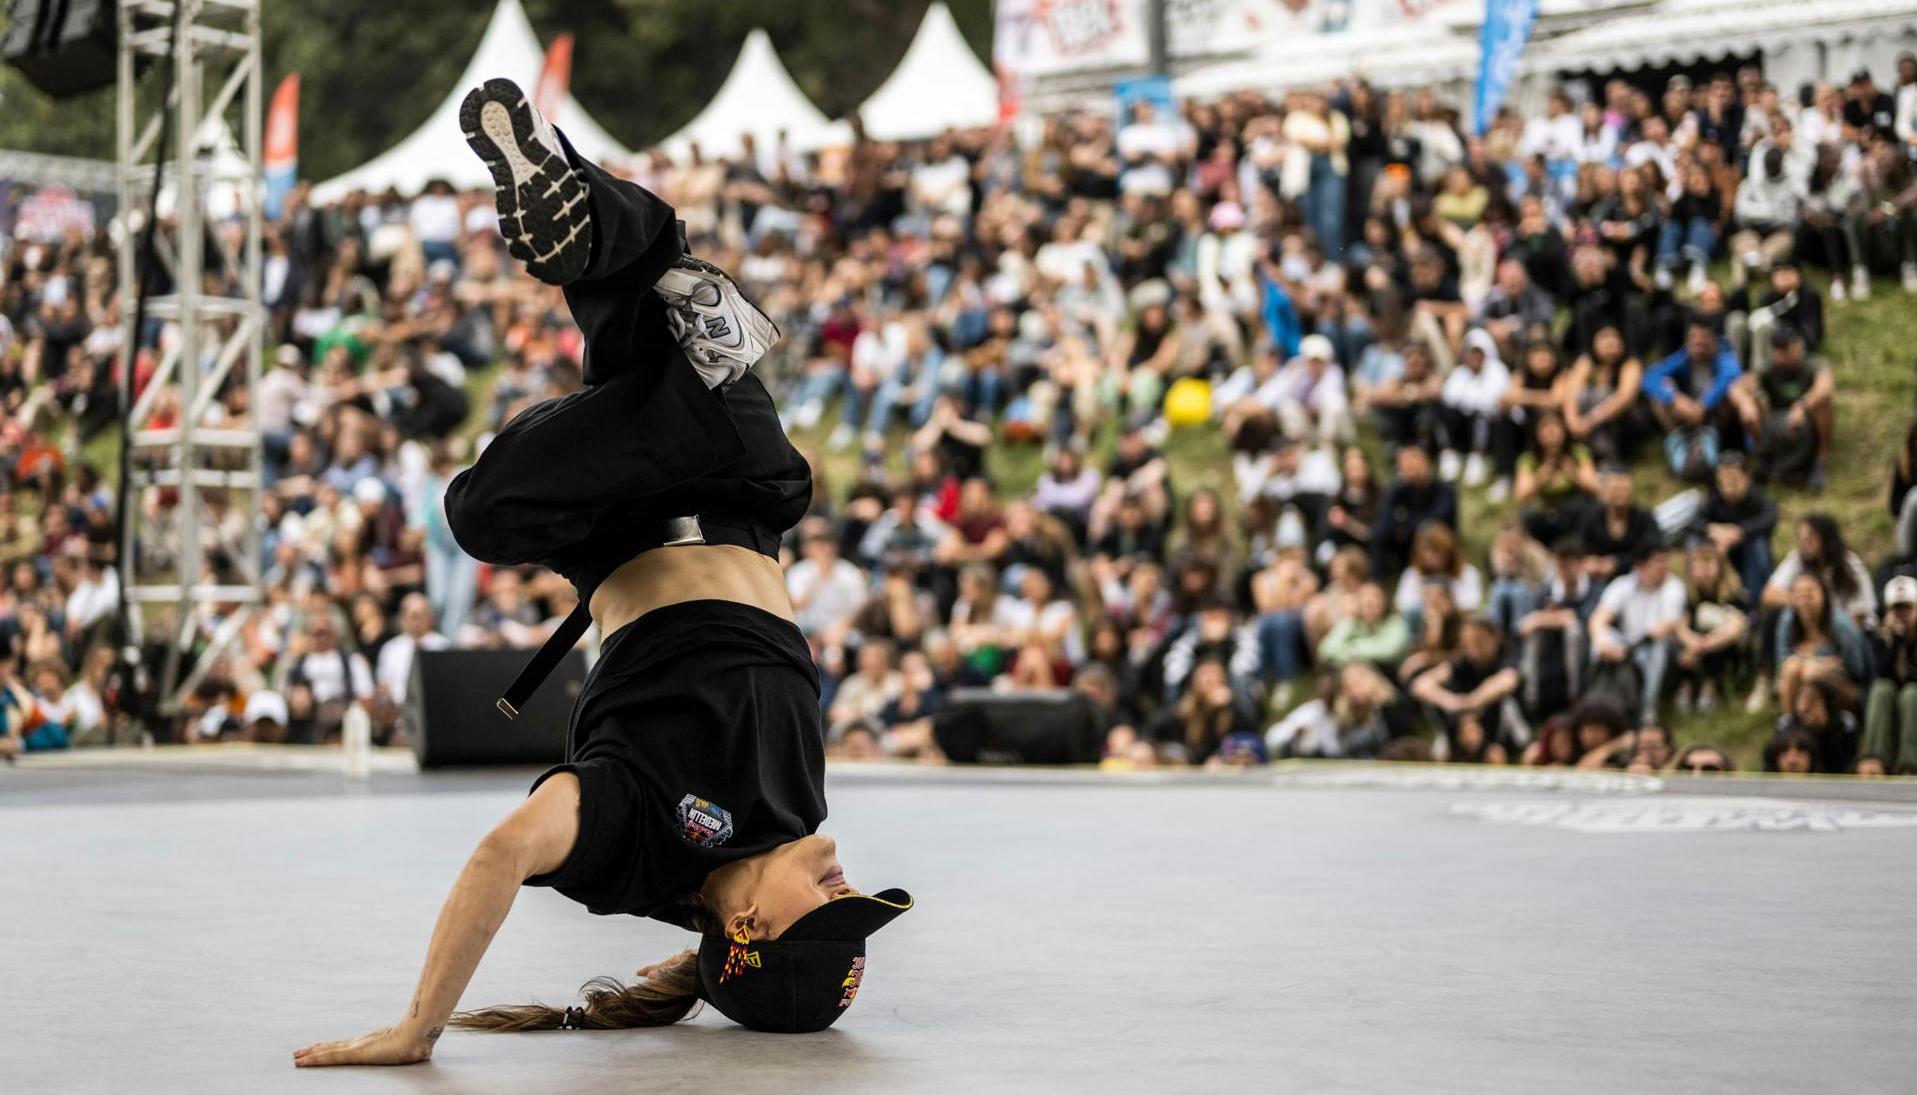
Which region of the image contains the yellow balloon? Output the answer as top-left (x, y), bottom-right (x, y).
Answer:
top-left (1164, 377), bottom-right (1212, 428)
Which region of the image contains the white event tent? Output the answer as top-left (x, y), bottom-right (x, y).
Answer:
top-left (855, 2), bottom-right (999, 141)
top-left (655, 29), bottom-right (852, 164)
top-left (312, 0), bottom-right (630, 202)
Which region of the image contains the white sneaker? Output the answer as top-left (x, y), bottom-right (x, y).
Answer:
top-left (1685, 261), bottom-right (1709, 298)
top-left (826, 423), bottom-right (854, 452)
top-left (460, 78), bottom-right (590, 285)
top-left (654, 255), bottom-right (781, 388)
top-left (1903, 261), bottom-right (1917, 292)
top-left (1854, 265), bottom-right (1873, 300)
top-left (1675, 685), bottom-right (1696, 717)
top-left (1654, 265), bottom-right (1674, 292)
top-left (1486, 476), bottom-right (1511, 504)
top-left (1439, 449), bottom-right (1463, 482)
top-left (1830, 279), bottom-right (1848, 303)
top-left (1744, 676), bottom-right (1771, 715)
top-left (1463, 452), bottom-right (1488, 487)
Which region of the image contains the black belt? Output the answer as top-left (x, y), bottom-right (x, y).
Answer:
top-left (495, 515), bottom-right (780, 718)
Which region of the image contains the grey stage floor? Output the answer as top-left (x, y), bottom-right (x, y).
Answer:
top-left (4, 760), bottom-right (1916, 1094)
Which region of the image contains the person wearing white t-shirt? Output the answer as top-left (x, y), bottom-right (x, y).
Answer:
top-left (375, 593), bottom-right (453, 708)
top-left (1589, 549), bottom-right (1687, 724)
top-left (786, 524), bottom-right (871, 639)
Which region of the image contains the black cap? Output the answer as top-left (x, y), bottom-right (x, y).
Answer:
top-left (696, 889), bottom-right (913, 1033)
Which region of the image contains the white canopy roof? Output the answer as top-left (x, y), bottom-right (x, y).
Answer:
top-left (1529, 0), bottom-right (1917, 71)
top-left (856, 2), bottom-right (999, 141)
top-left (312, 0), bottom-right (630, 203)
top-left (1174, 25), bottom-right (1479, 99)
top-left (656, 29), bottom-right (852, 163)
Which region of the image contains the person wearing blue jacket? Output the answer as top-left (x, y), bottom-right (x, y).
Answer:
top-left (1643, 319), bottom-right (1743, 480)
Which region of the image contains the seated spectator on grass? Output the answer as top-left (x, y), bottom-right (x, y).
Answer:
top-left (1266, 663), bottom-right (1399, 759)
top-left (1775, 573), bottom-right (1870, 717)
top-left (1672, 542), bottom-right (1749, 717)
top-left (828, 639), bottom-right (902, 740)
top-left (1303, 546), bottom-right (1372, 646)
top-left (1513, 409), bottom-right (1599, 545)
top-left (279, 614), bottom-right (373, 744)
top-left (1861, 576), bottom-right (1917, 775)
top-left (1394, 522), bottom-right (1484, 632)
top-left (1371, 443), bottom-right (1457, 577)
top-left (1643, 319), bottom-right (1742, 481)
top-left (1562, 324), bottom-right (1648, 465)
top-left (1757, 517), bottom-right (1877, 710)
top-left (1438, 329), bottom-right (1512, 487)
top-left (1729, 145), bottom-right (1801, 288)
top-left (1577, 465), bottom-right (1662, 584)
top-left (1691, 451), bottom-right (1777, 597)
top-left (1729, 322), bottom-right (1833, 489)
top-left (1316, 446), bottom-right (1381, 563)
top-left (1317, 581), bottom-right (1410, 672)
top-left (1773, 673), bottom-right (1858, 773)
top-left (1513, 537), bottom-right (1598, 723)
top-left (1163, 596), bottom-right (1261, 704)
top-left (1357, 339), bottom-right (1446, 453)
top-left (1488, 336), bottom-right (1569, 502)
top-left (1411, 616), bottom-right (1520, 752)
top-left (1589, 549), bottom-right (1688, 725)
top-left (787, 518), bottom-right (871, 638)
top-left (1144, 657), bottom-right (1260, 766)
top-left (1485, 523), bottom-right (1547, 638)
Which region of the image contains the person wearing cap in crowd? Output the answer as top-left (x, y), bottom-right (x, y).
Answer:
top-left (294, 81), bottom-right (909, 1070)
top-left (1729, 321), bottom-right (1834, 490)
top-left (1861, 575), bottom-right (1917, 775)
top-left (1268, 333), bottom-right (1354, 447)
top-left (243, 690), bottom-right (291, 745)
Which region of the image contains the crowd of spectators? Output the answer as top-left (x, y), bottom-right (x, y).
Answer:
top-left (8, 59), bottom-right (1917, 776)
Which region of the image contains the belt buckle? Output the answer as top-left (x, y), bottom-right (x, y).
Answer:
top-left (661, 515), bottom-right (706, 546)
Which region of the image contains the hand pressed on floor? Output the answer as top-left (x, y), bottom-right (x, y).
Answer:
top-left (292, 1025), bottom-right (439, 1067)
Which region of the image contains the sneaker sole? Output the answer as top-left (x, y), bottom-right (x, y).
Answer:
top-left (459, 77), bottom-right (590, 285)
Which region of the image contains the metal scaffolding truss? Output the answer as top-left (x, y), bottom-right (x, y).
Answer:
top-left (117, 0), bottom-right (265, 713)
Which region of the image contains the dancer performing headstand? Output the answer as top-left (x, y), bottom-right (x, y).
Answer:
top-left (294, 79), bottom-right (909, 1066)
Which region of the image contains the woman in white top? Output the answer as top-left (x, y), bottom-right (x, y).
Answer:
top-left (1392, 522), bottom-right (1485, 627)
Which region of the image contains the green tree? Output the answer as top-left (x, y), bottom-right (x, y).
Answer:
top-left (0, 0), bottom-right (996, 181)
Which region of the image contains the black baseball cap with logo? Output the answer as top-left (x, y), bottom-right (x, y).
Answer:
top-left (696, 888), bottom-right (913, 1032)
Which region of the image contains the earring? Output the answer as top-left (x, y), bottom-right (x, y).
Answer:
top-left (722, 922), bottom-right (760, 982)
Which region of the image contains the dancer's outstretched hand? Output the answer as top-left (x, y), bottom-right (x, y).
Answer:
top-left (293, 1024), bottom-right (438, 1067)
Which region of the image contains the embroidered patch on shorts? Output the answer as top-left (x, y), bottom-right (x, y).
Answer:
top-left (677, 794), bottom-right (735, 847)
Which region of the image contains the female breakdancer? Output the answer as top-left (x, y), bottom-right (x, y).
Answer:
top-left (294, 79), bottom-right (909, 1066)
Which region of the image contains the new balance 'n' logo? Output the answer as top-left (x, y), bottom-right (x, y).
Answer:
top-left (706, 316), bottom-right (732, 340)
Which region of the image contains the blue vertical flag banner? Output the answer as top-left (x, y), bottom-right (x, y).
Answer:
top-left (1474, 0), bottom-right (1539, 135)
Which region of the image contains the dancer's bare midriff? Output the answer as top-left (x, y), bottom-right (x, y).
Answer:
top-left (589, 544), bottom-right (795, 639)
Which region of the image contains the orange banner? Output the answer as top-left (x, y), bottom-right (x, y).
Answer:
top-left (534, 33), bottom-right (574, 122)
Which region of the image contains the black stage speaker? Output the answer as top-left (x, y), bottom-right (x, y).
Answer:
top-left (932, 688), bottom-right (1102, 765)
top-left (3, 0), bottom-right (118, 99)
top-left (407, 648), bottom-right (585, 768)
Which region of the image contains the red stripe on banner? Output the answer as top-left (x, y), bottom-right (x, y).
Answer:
top-left (264, 73), bottom-right (299, 170)
top-left (535, 33), bottom-right (574, 122)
